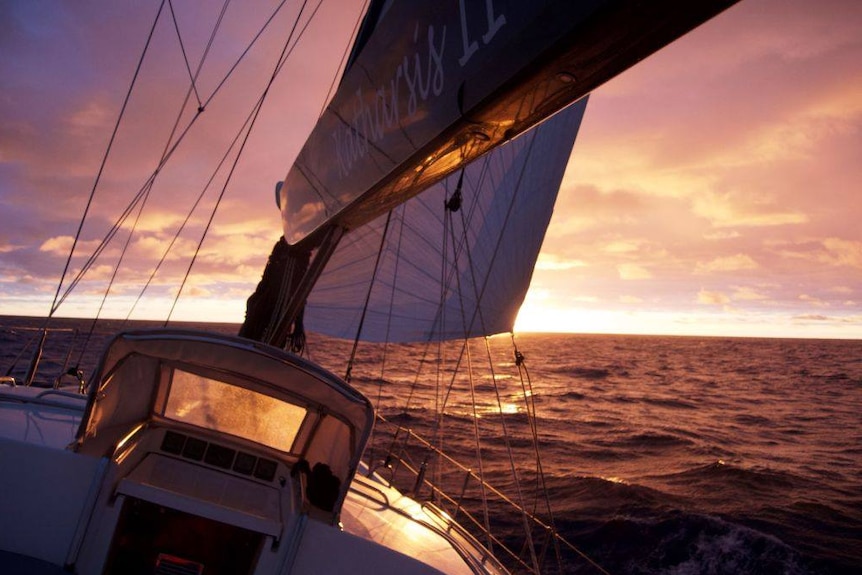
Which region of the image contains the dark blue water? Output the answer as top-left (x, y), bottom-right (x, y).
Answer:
top-left (2, 316), bottom-right (860, 574)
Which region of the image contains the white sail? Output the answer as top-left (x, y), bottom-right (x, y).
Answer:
top-left (305, 98), bottom-right (587, 342)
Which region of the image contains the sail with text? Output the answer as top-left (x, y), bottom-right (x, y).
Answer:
top-left (277, 0), bottom-right (739, 249)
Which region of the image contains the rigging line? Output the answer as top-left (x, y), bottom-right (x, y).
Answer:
top-left (460, 128), bottom-right (540, 341)
top-left (48, 0), bottom-right (167, 320)
top-left (453, 135), bottom-right (595, 565)
top-left (456, 132), bottom-right (548, 571)
top-left (2, 330), bottom-right (40, 377)
top-left (427, 151), bottom-right (494, 345)
top-left (125, 6), bottom-right (300, 322)
top-left (372, 416), bottom-right (550, 574)
top-left (168, 0), bottom-right (204, 108)
top-left (384, 181), bottom-right (477, 448)
top-left (428, 184), bottom-right (476, 436)
top-left (367, 205), bottom-right (408, 464)
top-left (81, 2), bottom-right (231, 342)
top-left (62, 0), bottom-right (277, 302)
top-left (385, 202), bottom-right (470, 421)
top-left (345, 211), bottom-right (393, 382)
top-left (455, 133), bottom-right (564, 549)
top-left (58, 46), bottom-right (224, 311)
top-left (54, 170), bottom-right (160, 310)
top-left (427, 156), bottom-right (496, 422)
top-left (123, 105), bottom-right (255, 323)
top-left (439, 140), bottom-right (544, 570)
top-left (464, 339), bottom-right (495, 553)
top-left (165, 0), bottom-right (314, 324)
top-left (76, 185), bottom-right (154, 368)
top-left (406, 165), bottom-right (489, 481)
top-left (55, 59), bottom-right (226, 306)
top-left (512, 335), bottom-right (566, 572)
top-left (56, 0), bottom-right (299, 315)
top-left (433, 175), bottom-right (502, 553)
top-left (159, 0), bottom-right (231, 160)
top-left (425, 167), bottom-right (475, 472)
top-left (482, 337), bottom-right (541, 574)
top-left (318, 0), bottom-right (370, 117)
top-left (423, 166), bottom-right (493, 508)
top-left (198, 0), bottom-right (300, 110)
top-left (442, 163), bottom-right (539, 565)
top-left (514, 341), bottom-right (552, 516)
top-left (432, 172), bottom-right (455, 458)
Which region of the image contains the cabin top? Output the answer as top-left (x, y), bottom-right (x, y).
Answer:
top-left (73, 329), bottom-right (373, 514)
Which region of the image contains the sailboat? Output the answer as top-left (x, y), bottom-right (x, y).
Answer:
top-left (0, 1), bottom-right (739, 573)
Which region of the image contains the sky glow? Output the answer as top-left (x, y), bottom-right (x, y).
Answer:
top-left (1, 0), bottom-right (860, 338)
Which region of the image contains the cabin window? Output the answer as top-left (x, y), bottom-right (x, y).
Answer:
top-left (163, 368), bottom-right (306, 453)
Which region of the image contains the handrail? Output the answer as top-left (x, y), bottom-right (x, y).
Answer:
top-left (371, 413), bottom-right (611, 575)
top-left (0, 387), bottom-right (87, 412)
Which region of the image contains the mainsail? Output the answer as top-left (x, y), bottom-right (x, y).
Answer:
top-left (305, 99), bottom-right (587, 342)
top-left (247, 0), bottom-right (740, 345)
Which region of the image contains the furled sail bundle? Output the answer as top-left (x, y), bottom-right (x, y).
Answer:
top-left (305, 99), bottom-right (587, 342)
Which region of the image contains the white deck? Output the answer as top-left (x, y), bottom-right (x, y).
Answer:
top-left (343, 466), bottom-right (501, 574)
top-left (1, 373), bottom-right (503, 574)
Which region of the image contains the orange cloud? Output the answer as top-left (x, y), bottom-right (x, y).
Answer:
top-left (617, 264), bottom-right (652, 280)
top-left (819, 238), bottom-right (862, 269)
top-left (697, 289), bottom-right (730, 306)
top-left (536, 254), bottom-right (587, 271)
top-left (695, 254), bottom-right (759, 274)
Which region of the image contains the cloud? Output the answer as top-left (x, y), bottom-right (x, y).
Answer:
top-left (792, 313), bottom-right (830, 321)
top-left (548, 185), bottom-right (643, 236)
top-left (819, 238), bottom-right (862, 269)
top-left (697, 289), bottom-right (730, 305)
top-left (695, 254), bottom-right (759, 274)
top-left (691, 191), bottom-right (808, 228)
top-left (731, 286), bottom-right (769, 301)
top-left (799, 294), bottom-right (828, 307)
top-left (603, 239), bottom-right (645, 254)
top-left (535, 253), bottom-right (587, 271)
top-left (771, 237), bottom-right (862, 270)
top-left (39, 236), bottom-right (102, 255)
top-left (132, 235), bottom-right (195, 261)
top-left (703, 230), bottom-right (741, 240)
top-left (617, 264), bottom-right (652, 280)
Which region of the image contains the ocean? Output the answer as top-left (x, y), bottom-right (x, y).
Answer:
top-left (1, 315), bottom-right (860, 575)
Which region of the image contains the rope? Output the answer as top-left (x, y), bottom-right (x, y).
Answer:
top-left (51, 0), bottom-right (296, 321)
top-left (46, 0), bottom-right (167, 323)
top-left (318, 0), bottom-right (371, 117)
top-left (482, 336), bottom-right (541, 572)
top-left (345, 212), bottom-right (393, 382)
top-left (464, 339), bottom-right (495, 553)
top-left (166, 0), bottom-right (315, 324)
top-left (366, 203), bottom-right (407, 464)
top-left (512, 334), bottom-right (565, 573)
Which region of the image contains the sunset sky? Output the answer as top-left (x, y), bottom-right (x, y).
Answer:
top-left (1, 0), bottom-right (860, 339)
